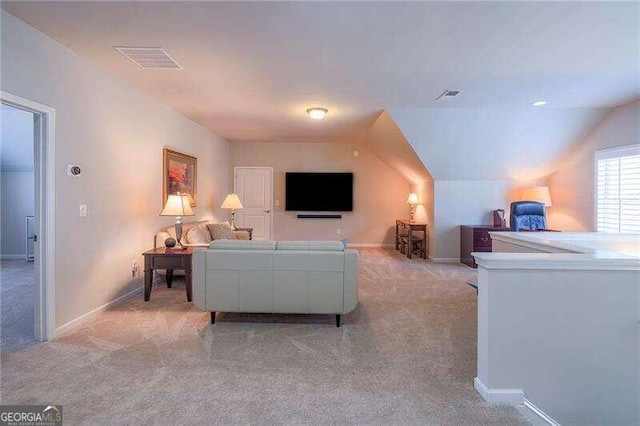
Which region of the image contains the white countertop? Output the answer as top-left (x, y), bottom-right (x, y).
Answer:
top-left (472, 232), bottom-right (640, 270)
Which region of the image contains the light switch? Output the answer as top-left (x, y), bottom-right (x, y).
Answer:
top-left (79, 204), bottom-right (87, 217)
top-left (275, 199), bottom-right (280, 207)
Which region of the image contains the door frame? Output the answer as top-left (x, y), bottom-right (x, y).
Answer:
top-left (234, 166), bottom-right (274, 240)
top-left (1, 91), bottom-right (56, 341)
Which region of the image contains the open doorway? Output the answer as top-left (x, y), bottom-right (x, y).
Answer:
top-left (1, 103), bottom-right (36, 352)
top-left (1, 92), bottom-right (55, 351)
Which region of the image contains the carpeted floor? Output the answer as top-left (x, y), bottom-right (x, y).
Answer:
top-left (1, 259), bottom-right (36, 354)
top-left (0, 248), bottom-right (536, 424)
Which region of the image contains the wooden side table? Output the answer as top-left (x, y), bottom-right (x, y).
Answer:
top-left (142, 247), bottom-right (193, 302)
top-left (395, 219), bottom-right (428, 259)
top-left (459, 225), bottom-right (510, 268)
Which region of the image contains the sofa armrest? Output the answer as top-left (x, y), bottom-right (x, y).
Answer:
top-left (343, 250), bottom-right (359, 313)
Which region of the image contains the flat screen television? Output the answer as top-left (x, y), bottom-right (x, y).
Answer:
top-left (286, 172), bottom-right (353, 212)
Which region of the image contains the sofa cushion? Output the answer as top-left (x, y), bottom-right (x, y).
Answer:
top-left (165, 220), bottom-right (209, 242)
top-left (276, 241), bottom-right (345, 251)
top-left (207, 222), bottom-right (237, 240)
top-left (187, 226), bottom-right (209, 244)
top-left (208, 240), bottom-right (276, 250)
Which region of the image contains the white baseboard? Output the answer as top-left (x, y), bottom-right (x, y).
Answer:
top-left (0, 254), bottom-right (26, 259)
top-left (349, 243), bottom-right (395, 248)
top-left (474, 377), bottom-right (524, 404)
top-left (55, 284), bottom-right (143, 336)
top-left (523, 398), bottom-right (560, 426)
top-left (429, 256), bottom-right (461, 263)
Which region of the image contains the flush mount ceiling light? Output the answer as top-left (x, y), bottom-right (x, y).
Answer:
top-left (306, 107), bottom-right (328, 120)
top-left (532, 100), bottom-right (547, 106)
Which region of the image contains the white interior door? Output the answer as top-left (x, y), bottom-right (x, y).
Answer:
top-left (234, 167), bottom-right (273, 240)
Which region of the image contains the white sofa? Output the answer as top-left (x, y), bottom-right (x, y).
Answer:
top-left (193, 240), bottom-right (358, 327)
top-left (154, 220), bottom-right (251, 277)
top-left (154, 220), bottom-right (250, 249)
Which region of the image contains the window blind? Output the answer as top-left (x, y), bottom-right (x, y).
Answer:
top-left (595, 145), bottom-right (640, 233)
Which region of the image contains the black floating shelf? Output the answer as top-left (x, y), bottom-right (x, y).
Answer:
top-left (297, 214), bottom-right (342, 219)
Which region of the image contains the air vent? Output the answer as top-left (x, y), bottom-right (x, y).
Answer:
top-left (436, 90), bottom-right (462, 101)
top-left (114, 47), bottom-right (182, 69)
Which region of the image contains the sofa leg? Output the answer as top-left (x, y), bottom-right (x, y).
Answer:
top-left (336, 314), bottom-right (341, 328)
top-left (211, 311), bottom-right (216, 324)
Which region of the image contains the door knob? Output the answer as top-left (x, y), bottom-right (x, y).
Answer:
top-left (264, 209), bottom-right (270, 213)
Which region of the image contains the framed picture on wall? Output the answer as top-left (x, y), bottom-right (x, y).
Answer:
top-left (163, 148), bottom-right (197, 207)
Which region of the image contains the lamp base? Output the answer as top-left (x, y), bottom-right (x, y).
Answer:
top-left (174, 217), bottom-right (187, 250)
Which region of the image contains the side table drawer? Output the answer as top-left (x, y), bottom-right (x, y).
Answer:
top-left (153, 256), bottom-right (187, 269)
top-left (473, 230), bottom-right (492, 249)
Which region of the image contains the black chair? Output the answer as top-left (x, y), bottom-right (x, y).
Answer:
top-left (510, 201), bottom-right (547, 231)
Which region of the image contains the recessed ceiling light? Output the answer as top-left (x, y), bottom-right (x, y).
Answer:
top-left (306, 107), bottom-right (328, 120)
top-left (532, 101), bottom-right (547, 107)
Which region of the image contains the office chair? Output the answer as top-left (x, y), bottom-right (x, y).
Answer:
top-left (510, 201), bottom-right (548, 231)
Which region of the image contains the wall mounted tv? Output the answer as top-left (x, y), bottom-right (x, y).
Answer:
top-left (286, 172), bottom-right (353, 212)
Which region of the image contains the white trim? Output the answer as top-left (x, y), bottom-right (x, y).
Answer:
top-left (1, 91), bottom-right (56, 342)
top-left (349, 243), bottom-right (395, 248)
top-left (523, 398), bottom-right (561, 426)
top-left (474, 377), bottom-right (524, 404)
top-left (429, 256), bottom-right (460, 263)
top-left (0, 254), bottom-right (27, 259)
top-left (55, 286), bottom-right (142, 336)
top-left (594, 143), bottom-right (640, 161)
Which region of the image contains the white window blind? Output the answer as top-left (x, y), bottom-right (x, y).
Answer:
top-left (595, 144), bottom-right (640, 233)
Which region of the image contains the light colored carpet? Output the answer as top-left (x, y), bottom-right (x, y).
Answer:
top-left (1, 259), bottom-right (36, 353)
top-left (0, 248), bottom-right (533, 424)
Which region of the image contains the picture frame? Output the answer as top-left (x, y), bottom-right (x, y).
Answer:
top-left (163, 148), bottom-right (197, 207)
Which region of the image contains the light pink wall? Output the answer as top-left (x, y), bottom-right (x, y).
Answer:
top-left (548, 100), bottom-right (640, 231)
top-left (231, 142), bottom-right (411, 244)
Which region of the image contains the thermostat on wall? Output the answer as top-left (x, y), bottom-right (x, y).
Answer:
top-left (67, 164), bottom-right (81, 176)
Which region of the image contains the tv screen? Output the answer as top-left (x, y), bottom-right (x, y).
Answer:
top-left (286, 172), bottom-right (353, 212)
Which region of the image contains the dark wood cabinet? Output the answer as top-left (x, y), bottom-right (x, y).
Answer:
top-left (460, 225), bottom-right (510, 268)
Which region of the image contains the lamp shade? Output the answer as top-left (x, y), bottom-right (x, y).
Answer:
top-left (161, 194), bottom-right (194, 216)
top-left (221, 194), bottom-right (244, 209)
top-left (519, 186), bottom-right (552, 207)
top-left (406, 193), bottom-right (419, 205)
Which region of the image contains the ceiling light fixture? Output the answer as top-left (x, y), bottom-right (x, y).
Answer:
top-left (532, 101), bottom-right (547, 107)
top-left (306, 107), bottom-right (328, 120)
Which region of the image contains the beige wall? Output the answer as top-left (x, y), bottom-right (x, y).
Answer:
top-left (231, 142), bottom-right (410, 244)
top-left (364, 111), bottom-right (434, 250)
top-left (548, 100), bottom-right (640, 231)
top-left (1, 12), bottom-right (231, 329)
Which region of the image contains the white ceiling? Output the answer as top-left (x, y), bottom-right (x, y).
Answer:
top-left (2, 1), bottom-right (639, 143)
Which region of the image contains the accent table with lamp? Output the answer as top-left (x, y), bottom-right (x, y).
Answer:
top-left (395, 220), bottom-right (428, 259)
top-left (144, 193), bottom-right (195, 302)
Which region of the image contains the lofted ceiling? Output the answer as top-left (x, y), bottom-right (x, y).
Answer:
top-left (2, 1), bottom-right (639, 144)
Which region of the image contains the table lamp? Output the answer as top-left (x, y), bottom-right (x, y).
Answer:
top-left (407, 193), bottom-right (419, 221)
top-left (160, 193), bottom-right (194, 249)
top-left (221, 194), bottom-right (243, 229)
top-left (519, 186), bottom-right (552, 207)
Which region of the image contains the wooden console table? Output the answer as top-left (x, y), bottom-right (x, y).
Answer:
top-left (142, 247), bottom-right (193, 302)
top-left (395, 220), bottom-right (428, 259)
top-left (459, 225), bottom-right (510, 268)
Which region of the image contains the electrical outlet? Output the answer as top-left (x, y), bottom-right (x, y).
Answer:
top-left (131, 260), bottom-right (139, 278)
top-left (336, 228), bottom-right (342, 235)
top-left (79, 204), bottom-right (87, 217)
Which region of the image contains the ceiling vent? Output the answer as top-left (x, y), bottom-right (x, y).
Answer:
top-left (436, 90), bottom-right (462, 101)
top-left (114, 47), bottom-right (182, 69)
